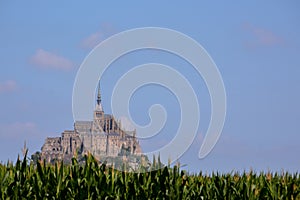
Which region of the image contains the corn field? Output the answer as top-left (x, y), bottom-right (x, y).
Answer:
top-left (0, 153), bottom-right (299, 199)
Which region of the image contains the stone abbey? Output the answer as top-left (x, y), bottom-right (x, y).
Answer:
top-left (40, 83), bottom-right (142, 164)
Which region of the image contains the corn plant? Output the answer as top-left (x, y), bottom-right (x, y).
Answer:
top-left (0, 152), bottom-right (299, 199)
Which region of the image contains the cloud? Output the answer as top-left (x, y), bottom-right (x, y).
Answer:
top-left (243, 23), bottom-right (285, 48)
top-left (30, 49), bottom-right (74, 70)
top-left (80, 23), bottom-right (117, 49)
top-left (0, 122), bottom-right (39, 139)
top-left (81, 32), bottom-right (104, 49)
top-left (0, 80), bottom-right (17, 93)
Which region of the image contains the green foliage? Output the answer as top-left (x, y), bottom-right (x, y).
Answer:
top-left (0, 153), bottom-right (299, 199)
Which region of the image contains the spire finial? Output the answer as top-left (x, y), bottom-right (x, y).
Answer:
top-left (96, 81), bottom-right (103, 112)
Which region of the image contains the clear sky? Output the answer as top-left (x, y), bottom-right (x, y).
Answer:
top-left (0, 1), bottom-right (299, 173)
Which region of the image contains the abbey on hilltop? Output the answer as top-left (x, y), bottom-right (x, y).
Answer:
top-left (38, 83), bottom-right (143, 166)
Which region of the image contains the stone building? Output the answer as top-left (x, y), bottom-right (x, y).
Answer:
top-left (40, 83), bottom-right (142, 164)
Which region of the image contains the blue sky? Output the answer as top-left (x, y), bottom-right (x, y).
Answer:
top-left (0, 1), bottom-right (300, 173)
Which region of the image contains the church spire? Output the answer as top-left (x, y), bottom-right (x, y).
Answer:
top-left (96, 81), bottom-right (103, 112)
top-left (97, 81), bottom-right (101, 106)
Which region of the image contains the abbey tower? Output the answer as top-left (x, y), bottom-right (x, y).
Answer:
top-left (40, 83), bottom-right (142, 164)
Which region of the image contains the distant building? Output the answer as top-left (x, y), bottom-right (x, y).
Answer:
top-left (40, 83), bottom-right (142, 164)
